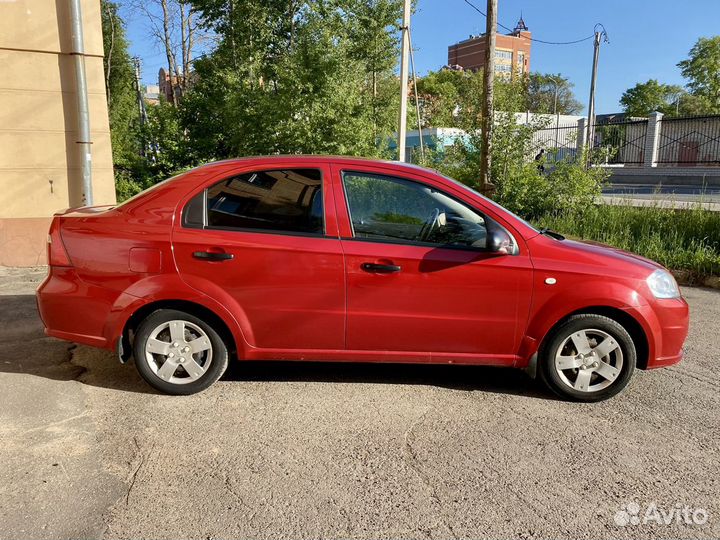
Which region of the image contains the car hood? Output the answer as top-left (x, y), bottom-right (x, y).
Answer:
top-left (573, 238), bottom-right (662, 269)
top-left (532, 234), bottom-right (663, 277)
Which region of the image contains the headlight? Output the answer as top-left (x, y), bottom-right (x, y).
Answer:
top-left (646, 269), bottom-right (681, 299)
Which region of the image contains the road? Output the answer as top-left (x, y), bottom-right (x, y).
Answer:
top-left (603, 183), bottom-right (720, 210)
top-left (604, 184), bottom-right (720, 202)
top-left (1, 267), bottom-right (719, 540)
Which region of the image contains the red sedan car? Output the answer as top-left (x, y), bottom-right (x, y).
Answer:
top-left (37, 156), bottom-right (689, 400)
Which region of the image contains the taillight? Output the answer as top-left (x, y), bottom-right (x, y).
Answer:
top-left (47, 219), bottom-right (72, 267)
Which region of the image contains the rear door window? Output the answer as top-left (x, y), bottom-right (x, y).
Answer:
top-left (184, 169), bottom-right (324, 235)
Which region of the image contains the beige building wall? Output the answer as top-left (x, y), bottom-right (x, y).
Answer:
top-left (0, 0), bottom-right (115, 266)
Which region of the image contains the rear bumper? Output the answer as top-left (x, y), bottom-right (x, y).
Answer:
top-left (36, 267), bottom-right (118, 349)
top-left (45, 328), bottom-right (107, 348)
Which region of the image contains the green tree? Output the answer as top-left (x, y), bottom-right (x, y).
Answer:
top-left (675, 92), bottom-right (713, 116)
top-left (101, 1), bottom-right (142, 180)
top-left (142, 99), bottom-right (189, 177)
top-left (678, 36), bottom-right (720, 113)
top-left (412, 68), bottom-right (531, 129)
top-left (184, 0), bottom-right (402, 159)
top-left (620, 79), bottom-right (685, 117)
top-left (525, 73), bottom-right (582, 115)
top-left (412, 69), bottom-right (466, 127)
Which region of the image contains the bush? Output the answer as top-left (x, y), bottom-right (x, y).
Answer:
top-left (545, 160), bottom-right (608, 214)
top-left (488, 158), bottom-right (608, 221)
top-left (493, 163), bottom-right (554, 218)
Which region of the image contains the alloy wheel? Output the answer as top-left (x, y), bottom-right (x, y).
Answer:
top-left (144, 319), bottom-right (213, 385)
top-left (553, 328), bottom-right (623, 393)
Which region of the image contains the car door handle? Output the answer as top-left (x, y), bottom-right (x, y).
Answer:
top-left (193, 251), bottom-right (234, 261)
top-left (361, 262), bottom-right (401, 273)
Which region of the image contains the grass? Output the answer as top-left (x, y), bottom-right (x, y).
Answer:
top-left (534, 203), bottom-right (720, 281)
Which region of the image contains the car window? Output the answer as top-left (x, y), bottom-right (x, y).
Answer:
top-left (342, 172), bottom-right (506, 250)
top-left (197, 169), bottom-right (324, 235)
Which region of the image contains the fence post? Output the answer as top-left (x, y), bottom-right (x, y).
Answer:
top-left (644, 111), bottom-right (663, 167)
top-left (576, 118), bottom-right (586, 159)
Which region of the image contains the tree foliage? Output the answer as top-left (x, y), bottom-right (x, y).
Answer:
top-left (524, 73), bottom-right (582, 115)
top-left (412, 69), bottom-right (465, 128)
top-left (677, 36), bottom-right (720, 114)
top-left (101, 1), bottom-right (140, 172)
top-left (619, 79), bottom-right (685, 117)
top-left (182, 0), bottom-right (403, 160)
top-left (412, 70), bottom-right (582, 129)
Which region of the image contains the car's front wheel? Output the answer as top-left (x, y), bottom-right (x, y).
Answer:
top-left (133, 309), bottom-right (229, 395)
top-left (539, 314), bottom-right (637, 402)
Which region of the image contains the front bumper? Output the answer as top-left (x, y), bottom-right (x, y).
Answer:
top-left (629, 296), bottom-right (689, 369)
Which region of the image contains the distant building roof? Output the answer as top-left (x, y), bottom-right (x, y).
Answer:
top-left (513, 15), bottom-right (529, 34)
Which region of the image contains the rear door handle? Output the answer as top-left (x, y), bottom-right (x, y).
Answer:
top-left (193, 251), bottom-right (234, 261)
top-left (361, 262), bottom-right (401, 273)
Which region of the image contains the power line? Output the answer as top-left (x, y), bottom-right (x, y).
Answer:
top-left (460, 0), bottom-right (596, 45)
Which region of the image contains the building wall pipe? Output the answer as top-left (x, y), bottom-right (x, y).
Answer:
top-left (69, 0), bottom-right (93, 206)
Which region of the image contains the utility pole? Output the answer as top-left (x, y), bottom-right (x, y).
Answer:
top-left (586, 26), bottom-right (607, 166)
top-left (548, 75), bottom-right (561, 150)
top-left (408, 28), bottom-right (425, 162)
top-left (479, 0), bottom-right (497, 195)
top-left (397, 0), bottom-right (411, 162)
top-left (133, 57), bottom-right (148, 127)
top-left (133, 57), bottom-right (148, 157)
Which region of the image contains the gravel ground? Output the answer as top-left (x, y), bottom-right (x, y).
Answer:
top-left (0, 266), bottom-right (718, 540)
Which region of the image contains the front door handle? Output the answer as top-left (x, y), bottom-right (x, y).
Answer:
top-left (361, 262), bottom-right (401, 273)
top-left (193, 250), bottom-right (234, 261)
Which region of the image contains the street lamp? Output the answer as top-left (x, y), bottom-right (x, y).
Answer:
top-left (548, 76), bottom-right (562, 154)
top-left (673, 93), bottom-right (683, 115)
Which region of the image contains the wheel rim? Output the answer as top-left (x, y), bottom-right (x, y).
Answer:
top-left (144, 320), bottom-right (213, 385)
top-left (553, 328), bottom-right (623, 393)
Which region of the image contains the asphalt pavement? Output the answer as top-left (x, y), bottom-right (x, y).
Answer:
top-left (603, 183), bottom-right (720, 210)
top-left (1, 266), bottom-right (718, 540)
top-left (603, 184), bottom-right (720, 201)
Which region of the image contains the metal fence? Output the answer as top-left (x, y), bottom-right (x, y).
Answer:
top-left (530, 123), bottom-right (580, 162)
top-left (593, 119), bottom-right (647, 165)
top-left (523, 113), bottom-right (720, 167)
top-left (657, 115), bottom-right (720, 166)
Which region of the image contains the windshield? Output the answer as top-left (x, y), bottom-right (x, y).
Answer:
top-left (437, 172), bottom-right (539, 233)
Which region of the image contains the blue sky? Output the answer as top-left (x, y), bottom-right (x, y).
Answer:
top-left (123, 0), bottom-right (720, 114)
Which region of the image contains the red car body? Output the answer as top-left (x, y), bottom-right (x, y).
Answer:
top-left (37, 156), bottom-right (689, 392)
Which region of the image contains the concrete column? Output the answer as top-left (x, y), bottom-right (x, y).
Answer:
top-left (576, 118), bottom-right (586, 158)
top-left (644, 111), bottom-right (663, 168)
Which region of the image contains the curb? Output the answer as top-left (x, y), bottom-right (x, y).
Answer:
top-left (672, 270), bottom-right (720, 290)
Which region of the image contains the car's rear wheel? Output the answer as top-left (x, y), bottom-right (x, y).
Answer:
top-left (133, 309), bottom-right (228, 395)
top-left (539, 314), bottom-right (636, 402)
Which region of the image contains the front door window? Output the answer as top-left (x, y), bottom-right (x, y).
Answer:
top-left (342, 172), bottom-right (516, 253)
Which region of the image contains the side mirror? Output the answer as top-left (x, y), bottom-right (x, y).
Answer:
top-left (487, 227), bottom-right (512, 254)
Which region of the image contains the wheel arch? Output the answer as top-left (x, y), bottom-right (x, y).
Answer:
top-left (120, 299), bottom-right (239, 362)
top-left (538, 306), bottom-right (650, 370)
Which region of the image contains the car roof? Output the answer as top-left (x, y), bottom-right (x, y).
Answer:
top-left (192, 155), bottom-right (434, 175)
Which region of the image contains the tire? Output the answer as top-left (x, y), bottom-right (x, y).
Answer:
top-left (538, 314), bottom-right (637, 402)
top-left (133, 309), bottom-right (229, 395)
